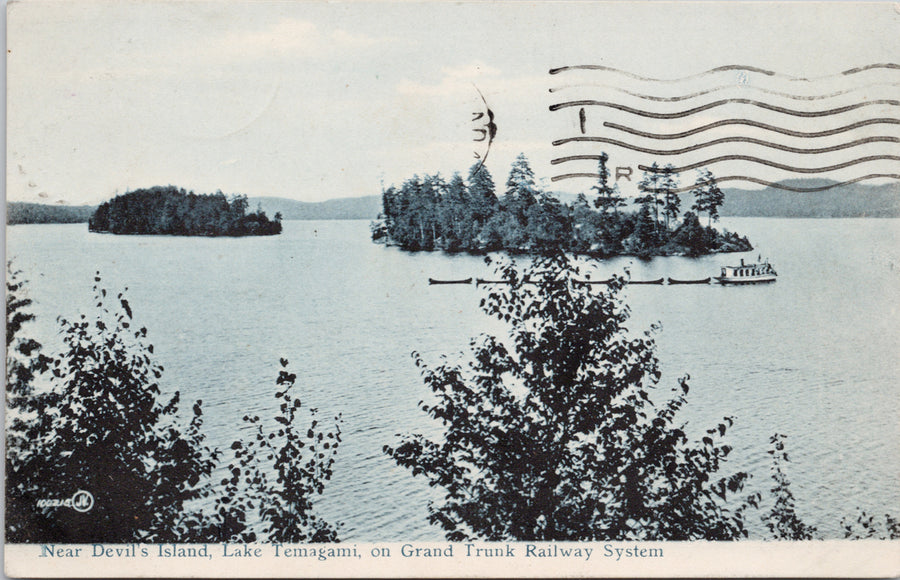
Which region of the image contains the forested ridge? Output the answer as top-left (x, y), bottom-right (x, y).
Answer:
top-left (372, 153), bottom-right (751, 258)
top-left (88, 186), bottom-right (282, 236)
top-left (7, 202), bottom-right (97, 225)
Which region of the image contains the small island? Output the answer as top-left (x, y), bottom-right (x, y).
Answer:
top-left (371, 153), bottom-right (751, 258)
top-left (89, 186), bottom-right (282, 236)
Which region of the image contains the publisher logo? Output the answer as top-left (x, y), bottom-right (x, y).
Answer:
top-left (36, 490), bottom-right (95, 512)
top-left (71, 490), bottom-right (94, 512)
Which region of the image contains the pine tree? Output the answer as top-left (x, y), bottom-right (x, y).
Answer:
top-left (636, 163), bottom-right (665, 235)
top-left (467, 163), bottom-right (498, 230)
top-left (631, 200), bottom-right (659, 252)
top-left (504, 153), bottom-right (539, 226)
top-left (591, 153), bottom-right (625, 216)
top-left (659, 164), bottom-right (681, 232)
top-left (690, 169), bottom-right (725, 227)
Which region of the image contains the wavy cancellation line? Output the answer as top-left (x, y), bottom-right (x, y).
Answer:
top-left (549, 99), bottom-right (899, 119)
top-left (551, 136), bottom-right (899, 156)
top-left (634, 155), bottom-right (900, 175)
top-left (548, 82), bottom-right (900, 102)
top-left (549, 173), bottom-right (900, 193)
top-left (602, 118), bottom-right (900, 140)
top-left (548, 63), bottom-right (900, 83)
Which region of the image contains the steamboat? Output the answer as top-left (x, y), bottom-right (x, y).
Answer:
top-left (715, 257), bottom-right (777, 285)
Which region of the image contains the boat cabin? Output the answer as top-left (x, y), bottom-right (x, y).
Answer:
top-left (716, 258), bottom-right (777, 284)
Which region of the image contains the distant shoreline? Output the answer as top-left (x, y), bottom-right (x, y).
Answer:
top-left (8, 183), bottom-right (900, 226)
top-left (10, 215), bottom-right (900, 228)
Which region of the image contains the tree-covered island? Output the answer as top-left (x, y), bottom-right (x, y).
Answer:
top-left (89, 186), bottom-right (282, 236)
top-left (372, 153), bottom-right (751, 258)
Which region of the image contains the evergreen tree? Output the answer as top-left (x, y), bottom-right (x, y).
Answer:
top-left (591, 153), bottom-right (625, 216)
top-left (690, 169), bottom-right (725, 227)
top-left (629, 200), bottom-right (659, 254)
top-left (467, 163), bottom-right (497, 231)
top-left (659, 164), bottom-right (681, 232)
top-left (670, 211), bottom-right (708, 256)
top-left (421, 174), bottom-right (447, 249)
top-left (524, 193), bottom-right (571, 253)
top-left (571, 193), bottom-right (599, 252)
top-left (636, 163), bottom-right (665, 235)
top-left (439, 173), bottom-right (471, 251)
top-left (503, 153), bottom-right (539, 227)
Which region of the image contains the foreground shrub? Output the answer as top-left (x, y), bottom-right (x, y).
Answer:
top-left (198, 359), bottom-right (343, 542)
top-left (385, 253), bottom-right (752, 540)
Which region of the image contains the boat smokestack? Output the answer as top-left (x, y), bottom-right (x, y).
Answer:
top-left (740, 258), bottom-right (744, 266)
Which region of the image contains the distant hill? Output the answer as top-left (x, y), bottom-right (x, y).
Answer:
top-left (542, 180), bottom-right (900, 218)
top-left (719, 179), bottom-right (900, 218)
top-left (7, 202), bottom-right (97, 225)
top-left (9, 179), bottom-right (900, 225)
top-left (249, 196), bottom-right (382, 220)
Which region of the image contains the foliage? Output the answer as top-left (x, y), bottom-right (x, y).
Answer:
top-left (89, 186), bottom-right (282, 236)
top-left (840, 510), bottom-right (900, 540)
top-left (6, 269), bottom-right (342, 544)
top-left (376, 155), bottom-right (750, 257)
top-left (761, 435), bottom-right (818, 540)
top-left (5, 272), bottom-right (217, 542)
top-left (659, 164), bottom-right (681, 231)
top-left (503, 153), bottom-right (539, 226)
top-left (635, 163), bottom-right (665, 233)
top-left (385, 253), bottom-right (753, 541)
top-left (199, 359), bottom-right (343, 543)
top-left (690, 169), bottom-right (726, 227)
top-left (592, 153), bottom-right (625, 215)
top-left (6, 264), bottom-right (54, 539)
top-left (760, 434), bottom-right (899, 540)
top-left (625, 201), bottom-right (660, 258)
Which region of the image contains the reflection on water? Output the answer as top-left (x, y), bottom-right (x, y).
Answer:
top-left (7, 218), bottom-right (899, 539)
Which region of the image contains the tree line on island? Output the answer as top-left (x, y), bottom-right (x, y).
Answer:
top-left (372, 153), bottom-right (751, 258)
top-left (7, 258), bottom-right (898, 544)
top-left (88, 186), bottom-right (282, 236)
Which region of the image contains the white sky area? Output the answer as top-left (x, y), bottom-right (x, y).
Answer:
top-left (6, 1), bottom-right (900, 205)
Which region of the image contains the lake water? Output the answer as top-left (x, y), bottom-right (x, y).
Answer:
top-left (6, 218), bottom-right (899, 540)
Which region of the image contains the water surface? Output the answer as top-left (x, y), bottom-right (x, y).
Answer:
top-left (7, 218), bottom-right (899, 539)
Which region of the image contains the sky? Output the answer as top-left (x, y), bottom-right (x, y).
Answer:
top-left (6, 1), bottom-right (900, 205)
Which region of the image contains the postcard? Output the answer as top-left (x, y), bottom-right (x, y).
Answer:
top-left (5, 1), bottom-right (899, 577)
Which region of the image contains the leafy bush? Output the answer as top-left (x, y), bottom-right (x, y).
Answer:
top-left (199, 359), bottom-right (343, 543)
top-left (6, 263), bottom-right (54, 540)
top-left (761, 434), bottom-right (818, 540)
top-left (761, 434), bottom-right (899, 540)
top-left (841, 510), bottom-right (900, 539)
top-left (385, 253), bottom-right (752, 541)
top-left (6, 268), bottom-right (342, 543)
top-left (5, 272), bottom-right (217, 542)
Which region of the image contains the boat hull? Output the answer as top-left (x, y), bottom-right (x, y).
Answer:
top-left (714, 275), bottom-right (776, 285)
